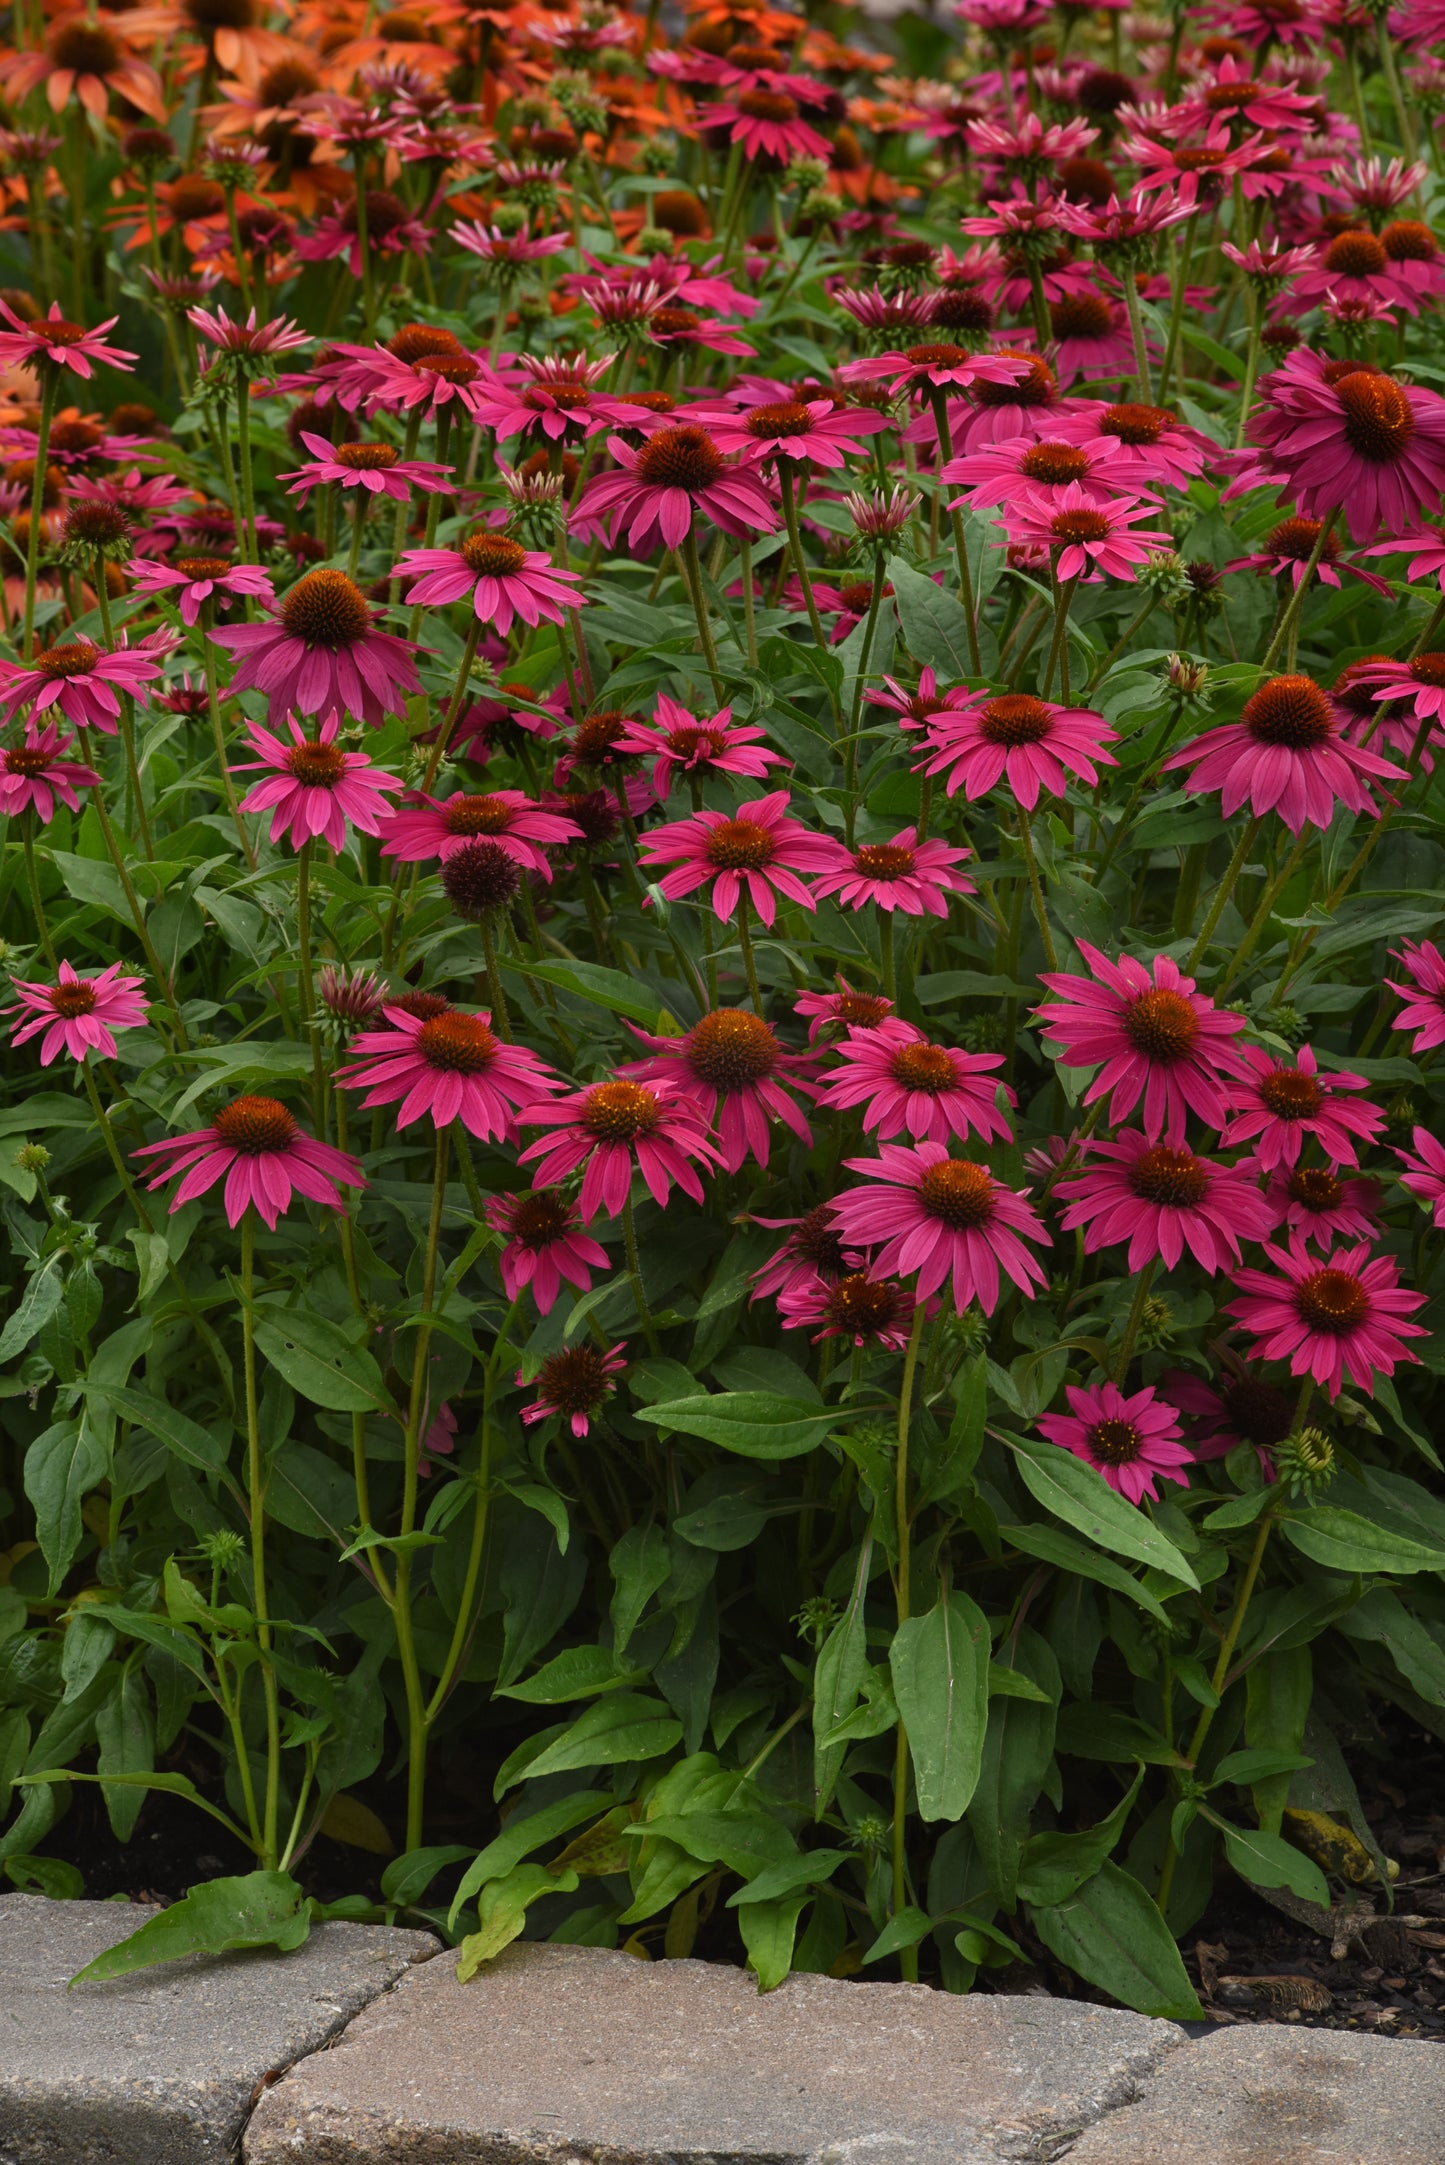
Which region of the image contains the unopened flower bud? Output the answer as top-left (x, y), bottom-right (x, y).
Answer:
top-left (14, 1143), bottom-right (50, 1174)
top-left (1275, 1425), bottom-right (1335, 1497)
top-left (1165, 652), bottom-right (1209, 697)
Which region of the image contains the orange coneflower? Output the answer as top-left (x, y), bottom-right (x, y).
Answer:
top-left (0, 13), bottom-right (167, 120)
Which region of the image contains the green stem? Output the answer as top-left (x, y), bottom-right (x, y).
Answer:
top-left (21, 819), bottom-right (56, 965)
top-left (891, 1303), bottom-right (926, 1982)
top-left (480, 912), bottom-right (512, 1038)
top-left (296, 840), bottom-right (324, 1131)
top-left (203, 629), bottom-right (258, 869)
top-left (1234, 291), bottom-right (1263, 451)
top-left (778, 466), bottom-right (833, 671)
top-left (417, 614), bottom-right (481, 796)
top-left (1183, 817), bottom-right (1261, 975)
top-left (241, 1213), bottom-right (282, 1871)
top-left (1216, 828), bottom-right (1312, 996)
top-left (930, 390), bottom-right (981, 675)
top-left (736, 889), bottom-right (763, 1013)
top-left (879, 908), bottom-right (896, 1004)
top-left (1259, 511), bottom-right (1337, 671)
top-left (738, 532), bottom-right (758, 670)
top-left (1122, 268), bottom-right (1154, 401)
top-left (678, 527), bottom-right (725, 705)
top-left (621, 1188), bottom-right (660, 1354)
top-left (21, 366), bottom-right (58, 661)
top-left (88, 779), bottom-right (188, 1048)
top-left (234, 381), bottom-right (259, 565)
top-left (396, 1124), bottom-right (450, 1853)
top-left (1112, 1258), bottom-right (1156, 1384)
top-left (1159, 211), bottom-right (1199, 403)
top-left (1016, 807), bottom-right (1058, 971)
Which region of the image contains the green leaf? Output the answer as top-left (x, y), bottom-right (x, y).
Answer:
top-left (500, 956), bottom-right (665, 1027)
top-left (724, 1850), bottom-right (850, 1908)
top-left (497, 1646), bottom-right (643, 1704)
top-left (69, 1871), bottom-right (310, 1984)
top-left (1004, 1520), bottom-right (1172, 1622)
top-left (736, 1890), bottom-right (808, 1992)
top-left (46, 849), bottom-right (130, 924)
top-left (1211, 1748), bottom-right (1312, 1788)
top-left (812, 1531), bottom-right (872, 1817)
top-left (95, 1670), bottom-right (155, 1842)
top-left (251, 1301), bottom-right (390, 1415)
top-left (1055, 1705), bottom-right (1183, 1766)
top-left (608, 1523), bottom-right (671, 1653)
top-left (635, 1391), bottom-right (835, 1459)
top-left (887, 555), bottom-right (975, 679)
top-left (1016, 1772), bottom-right (1142, 1908)
top-left (1282, 1506), bottom-right (1445, 1577)
top-left (381, 1845), bottom-right (472, 1909)
top-left (497, 1695), bottom-right (681, 1792)
top-left (889, 1590), bottom-right (991, 1822)
top-left (448, 1791), bottom-right (609, 1930)
top-left (1028, 1861), bottom-right (1204, 2020)
top-left (455, 1861), bottom-right (580, 1982)
top-left (0, 1263), bottom-right (65, 1362)
top-left (1205, 1812), bottom-right (1330, 1909)
top-left (24, 1418), bottom-right (107, 1594)
top-left (15, 1768), bottom-right (252, 1847)
top-left (862, 1905), bottom-right (934, 1964)
top-left (90, 1385), bottom-right (229, 1477)
top-left (1003, 1434), bottom-right (1200, 1588)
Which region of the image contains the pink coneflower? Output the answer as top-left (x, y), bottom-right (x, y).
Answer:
top-left (295, 194), bottom-right (432, 278)
top-left (820, 1019), bottom-right (1014, 1147)
top-left (1218, 1042), bottom-right (1383, 1169)
top-left (6, 958), bottom-right (147, 1064)
top-left (469, 354), bottom-right (638, 447)
top-left (484, 1189), bottom-right (609, 1315)
top-left (1036, 944), bottom-right (1250, 1142)
top-left (1262, 1164), bottom-right (1382, 1244)
top-left (1164, 672), bottom-right (1405, 833)
top-left (779, 1268), bottom-right (923, 1351)
top-left (1227, 1239), bottom-right (1427, 1396)
top-left (1396, 1127), bottom-right (1445, 1229)
top-left (134, 1096), bottom-right (364, 1231)
top-left (750, 1201), bottom-right (852, 1303)
top-left (210, 569), bottom-right (420, 729)
top-left (1037, 1381), bottom-right (1193, 1505)
top-left (621, 1008), bottom-right (815, 1172)
top-left (0, 634), bottom-right (169, 735)
top-left (1243, 356), bottom-right (1445, 541)
top-left (707, 90), bottom-right (832, 164)
top-left (915, 689), bottom-right (1116, 809)
top-left (1292, 230), bottom-right (1420, 318)
top-left (336, 1005), bottom-right (559, 1140)
top-left (377, 789), bottom-right (578, 875)
top-left (1387, 938), bottom-right (1445, 1052)
top-left (811, 827), bottom-right (975, 919)
top-left (280, 434), bottom-right (452, 503)
top-left (518, 1077), bottom-right (722, 1219)
top-left (1056, 1132), bottom-right (1274, 1273)
top-left (0, 301), bottom-right (136, 380)
top-left (233, 714), bottom-right (402, 853)
top-left (1045, 294), bottom-right (1139, 387)
top-left (868, 666), bottom-right (977, 733)
top-left (611, 696), bottom-right (785, 801)
top-left (1002, 483), bottom-right (1172, 583)
top-left (393, 533), bottom-right (586, 636)
top-left (571, 426), bottom-right (779, 554)
top-left (832, 1140), bottom-right (1049, 1314)
top-left (520, 1342), bottom-right (626, 1438)
top-left (187, 305), bottom-right (312, 365)
top-left (638, 792), bottom-right (834, 927)
top-left (128, 554), bottom-right (276, 626)
top-left (1049, 400), bottom-right (1213, 488)
top-left (846, 341), bottom-right (1029, 401)
top-left (1225, 515), bottom-right (1393, 598)
top-left (794, 978), bottom-right (895, 1044)
top-left (943, 433), bottom-right (1136, 510)
top-left (695, 396), bottom-right (888, 472)
top-left (0, 723), bottom-right (98, 820)
top-left (645, 307), bottom-right (756, 361)
top-left (453, 222), bottom-right (570, 271)
top-left (1351, 650), bottom-right (1445, 726)
top-left (1159, 1361), bottom-right (1292, 1469)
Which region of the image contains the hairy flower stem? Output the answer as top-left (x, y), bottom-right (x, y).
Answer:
top-left (1122, 271), bottom-right (1154, 401)
top-left (1159, 211), bottom-right (1199, 403)
top-left (674, 528), bottom-right (724, 703)
top-left (417, 615), bottom-right (481, 797)
top-left (1233, 293), bottom-right (1264, 450)
top-left (296, 841), bottom-right (325, 1131)
top-left (879, 908), bottom-right (896, 1003)
top-left (22, 820), bottom-right (57, 966)
top-left (738, 534), bottom-right (759, 670)
top-left (21, 366), bottom-right (58, 661)
top-left (1041, 572), bottom-right (1079, 699)
top-left (1112, 1259), bottom-right (1156, 1384)
top-left (891, 1302), bottom-right (927, 1980)
top-left (929, 391), bottom-right (982, 673)
top-left (778, 464), bottom-right (833, 661)
top-left (1184, 816), bottom-right (1261, 974)
top-left (1216, 829), bottom-right (1312, 996)
top-left (621, 1189), bottom-right (660, 1354)
top-left (203, 629), bottom-right (259, 869)
top-left (234, 382), bottom-right (260, 566)
top-left (480, 913), bottom-right (512, 1038)
top-left (240, 1213), bottom-right (282, 1870)
top-left (736, 890), bottom-right (764, 1012)
top-left (1259, 511), bottom-right (1336, 671)
top-left (90, 782), bottom-right (189, 1048)
top-left (1016, 809), bottom-right (1058, 971)
top-left (426, 1297), bottom-right (521, 1727)
top-left (396, 1124), bottom-right (450, 1853)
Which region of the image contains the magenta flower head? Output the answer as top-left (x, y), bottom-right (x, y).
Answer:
top-left (128, 554), bottom-right (276, 627)
top-left (1037, 1381), bottom-right (1193, 1505)
top-left (1387, 938), bottom-right (1445, 1053)
top-left (0, 300), bottom-right (136, 380)
top-left (484, 1189), bottom-right (610, 1316)
top-left (1218, 1042), bottom-right (1384, 1171)
top-left (812, 827), bottom-right (975, 917)
top-left (1036, 943), bottom-right (1251, 1143)
top-left (1227, 1239), bottom-right (1427, 1397)
top-left (571, 425), bottom-right (779, 554)
top-left (868, 665), bottom-right (978, 733)
top-left (750, 1202), bottom-right (852, 1305)
top-left (1158, 1361), bottom-right (1293, 1471)
top-left (210, 569), bottom-right (420, 729)
top-left (845, 341), bottom-right (1030, 400)
top-left (1056, 1132), bottom-right (1275, 1274)
top-left (819, 1019), bottom-right (1014, 1147)
top-left (233, 714), bottom-right (403, 853)
top-left (832, 1140), bottom-right (1049, 1314)
top-left (1241, 354), bottom-right (1445, 541)
top-left (134, 1095), bottom-right (364, 1230)
top-left (779, 1269), bottom-right (925, 1352)
top-left (1002, 483), bottom-right (1173, 583)
top-left (281, 434), bottom-right (452, 504)
top-left (521, 1342), bottom-right (627, 1438)
top-left (696, 395), bottom-right (888, 472)
top-left (0, 722), bottom-right (98, 820)
top-left (621, 1008), bottom-right (816, 1173)
top-left (915, 690), bottom-right (1116, 809)
top-left (638, 791), bottom-right (835, 927)
top-left (337, 1005), bottom-right (560, 1141)
top-left (518, 1077), bottom-right (723, 1220)
top-left (1263, 1165), bottom-right (1382, 1247)
top-left (377, 789), bottom-right (579, 876)
top-left (1351, 650), bottom-right (1445, 726)
top-left (612, 696), bottom-right (786, 800)
top-left (1164, 672), bottom-right (1405, 833)
top-left (394, 532), bottom-right (587, 636)
top-left (794, 978), bottom-right (895, 1045)
top-left (6, 958), bottom-right (147, 1063)
top-left (0, 634), bottom-right (171, 736)
top-left (1396, 1127), bottom-right (1445, 1230)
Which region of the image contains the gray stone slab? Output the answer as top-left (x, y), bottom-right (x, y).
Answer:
top-left (0, 1890), bottom-right (435, 2165)
top-left (243, 1941), bottom-right (1185, 2165)
top-left (1064, 2022), bottom-right (1445, 2163)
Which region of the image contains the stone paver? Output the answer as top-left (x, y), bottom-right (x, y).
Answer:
top-left (1063, 2023), bottom-right (1445, 2164)
top-left (0, 1891), bottom-right (434, 2164)
top-left (243, 1940), bottom-right (1184, 2165)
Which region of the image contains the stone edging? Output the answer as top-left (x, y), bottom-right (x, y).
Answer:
top-left (2, 1895), bottom-right (1441, 2163)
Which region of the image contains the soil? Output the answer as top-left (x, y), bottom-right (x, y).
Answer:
top-left (30, 1713), bottom-right (1445, 2040)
